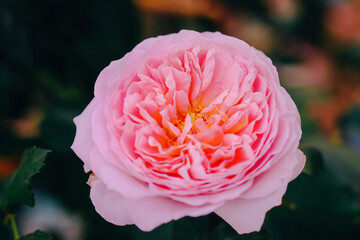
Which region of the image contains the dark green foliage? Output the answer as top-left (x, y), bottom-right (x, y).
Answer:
top-left (0, 147), bottom-right (50, 213)
top-left (340, 107), bottom-right (360, 153)
top-left (263, 170), bottom-right (360, 240)
top-left (302, 146), bottom-right (325, 179)
top-left (0, 220), bottom-right (11, 240)
top-left (19, 230), bottom-right (52, 240)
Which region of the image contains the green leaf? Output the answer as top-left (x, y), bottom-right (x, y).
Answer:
top-left (302, 146), bottom-right (325, 179)
top-left (19, 230), bottom-right (52, 240)
top-left (0, 147), bottom-right (50, 213)
top-left (301, 137), bottom-right (360, 188)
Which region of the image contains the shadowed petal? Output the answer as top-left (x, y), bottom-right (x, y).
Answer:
top-left (89, 175), bottom-right (134, 225)
top-left (71, 99), bottom-right (99, 172)
top-left (123, 196), bottom-right (223, 231)
top-left (215, 148), bottom-right (305, 234)
top-left (215, 184), bottom-right (285, 234)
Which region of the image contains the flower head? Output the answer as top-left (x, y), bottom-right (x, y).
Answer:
top-left (72, 30), bottom-right (305, 234)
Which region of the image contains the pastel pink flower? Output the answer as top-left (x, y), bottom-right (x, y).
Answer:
top-left (71, 30), bottom-right (305, 234)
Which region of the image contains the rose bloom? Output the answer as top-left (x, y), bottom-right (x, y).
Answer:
top-left (72, 30), bottom-right (305, 234)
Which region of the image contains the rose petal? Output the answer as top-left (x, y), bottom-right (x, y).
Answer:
top-left (241, 148), bottom-right (299, 199)
top-left (123, 196), bottom-right (223, 231)
top-left (214, 184), bottom-right (286, 234)
top-left (215, 147), bottom-right (305, 234)
top-left (71, 99), bottom-right (99, 172)
top-left (89, 147), bottom-right (153, 199)
top-left (291, 149), bottom-right (306, 181)
top-left (89, 175), bottom-right (133, 225)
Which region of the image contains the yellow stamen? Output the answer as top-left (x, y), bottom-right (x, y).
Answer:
top-left (167, 104), bottom-right (206, 147)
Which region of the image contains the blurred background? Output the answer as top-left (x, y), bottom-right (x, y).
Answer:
top-left (0, 0), bottom-right (360, 239)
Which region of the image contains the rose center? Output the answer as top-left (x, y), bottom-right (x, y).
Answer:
top-left (174, 104), bottom-right (205, 131)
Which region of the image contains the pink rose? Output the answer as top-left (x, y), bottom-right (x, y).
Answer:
top-left (71, 30), bottom-right (305, 234)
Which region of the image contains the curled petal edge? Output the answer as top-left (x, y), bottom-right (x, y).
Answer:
top-left (215, 148), bottom-right (306, 234)
top-left (89, 175), bottom-right (223, 231)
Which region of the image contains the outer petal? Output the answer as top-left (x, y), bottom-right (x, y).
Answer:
top-left (94, 31), bottom-right (191, 100)
top-left (89, 147), bottom-right (153, 199)
top-left (201, 31), bottom-right (254, 55)
top-left (122, 196), bottom-right (223, 231)
top-left (72, 98), bottom-right (155, 199)
top-left (71, 99), bottom-right (99, 172)
top-left (241, 147), bottom-right (300, 199)
top-left (291, 149), bottom-right (306, 181)
top-left (89, 175), bottom-right (133, 225)
top-left (215, 147), bottom-right (304, 234)
top-left (214, 185), bottom-right (285, 234)
top-left (94, 30), bottom-right (248, 101)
